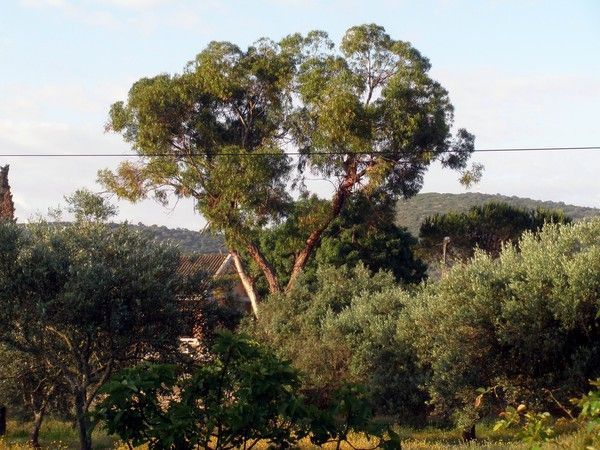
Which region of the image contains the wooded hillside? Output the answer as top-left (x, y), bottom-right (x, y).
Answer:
top-left (113, 194), bottom-right (600, 254)
top-left (396, 192), bottom-right (600, 235)
top-left (112, 223), bottom-right (225, 254)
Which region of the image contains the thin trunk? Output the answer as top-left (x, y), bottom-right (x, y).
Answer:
top-left (74, 389), bottom-right (92, 450)
top-left (230, 250), bottom-right (259, 318)
top-left (245, 241), bottom-right (281, 294)
top-left (29, 409), bottom-right (45, 448)
top-left (0, 405), bottom-right (6, 436)
top-left (29, 377), bottom-right (56, 448)
top-left (286, 158), bottom-right (359, 292)
top-left (0, 164), bottom-right (16, 222)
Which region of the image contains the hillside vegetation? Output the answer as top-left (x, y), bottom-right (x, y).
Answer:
top-left (114, 223), bottom-right (225, 254)
top-left (122, 194), bottom-right (600, 255)
top-left (396, 192), bottom-right (600, 235)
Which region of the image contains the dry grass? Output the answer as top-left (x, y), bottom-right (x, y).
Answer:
top-left (0, 419), bottom-right (114, 449)
top-left (0, 420), bottom-right (598, 449)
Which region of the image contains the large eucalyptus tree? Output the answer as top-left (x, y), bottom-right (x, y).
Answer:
top-left (100, 24), bottom-right (477, 310)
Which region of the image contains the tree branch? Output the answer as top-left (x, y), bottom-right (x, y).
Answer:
top-left (244, 240), bottom-right (282, 294)
top-left (285, 155), bottom-right (360, 292)
top-left (229, 250), bottom-right (260, 318)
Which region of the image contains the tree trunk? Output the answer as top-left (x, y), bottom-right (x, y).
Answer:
top-left (0, 165), bottom-right (16, 222)
top-left (0, 405), bottom-right (6, 436)
top-left (462, 424), bottom-right (476, 441)
top-left (28, 378), bottom-right (56, 448)
top-left (285, 158), bottom-right (359, 292)
top-left (74, 390), bottom-right (92, 450)
top-left (244, 241), bottom-right (281, 294)
top-left (230, 250), bottom-right (260, 318)
top-left (29, 409), bottom-right (45, 448)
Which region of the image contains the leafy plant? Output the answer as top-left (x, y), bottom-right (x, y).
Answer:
top-left (96, 331), bottom-right (400, 450)
top-left (418, 201), bottom-right (571, 264)
top-left (572, 378), bottom-right (600, 435)
top-left (402, 218), bottom-right (600, 426)
top-left (494, 405), bottom-right (554, 449)
top-left (249, 263), bottom-right (426, 419)
top-left (101, 23), bottom-right (475, 304)
top-left (0, 220), bottom-right (192, 450)
top-left (251, 192), bottom-right (426, 294)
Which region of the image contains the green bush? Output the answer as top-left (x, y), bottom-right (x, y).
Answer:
top-left (402, 218), bottom-right (600, 427)
top-left (96, 331), bottom-right (400, 450)
top-left (248, 193), bottom-right (427, 295)
top-left (249, 264), bottom-right (427, 418)
top-left (418, 201), bottom-right (571, 263)
top-left (0, 220), bottom-right (193, 449)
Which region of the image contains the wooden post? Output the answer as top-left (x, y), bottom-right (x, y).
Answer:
top-left (0, 404), bottom-right (6, 436)
top-left (442, 236), bottom-right (451, 265)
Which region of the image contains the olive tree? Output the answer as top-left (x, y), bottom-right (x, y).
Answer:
top-left (402, 218), bottom-right (600, 430)
top-left (0, 220), bottom-right (191, 450)
top-left (0, 345), bottom-right (70, 447)
top-left (100, 24), bottom-right (476, 308)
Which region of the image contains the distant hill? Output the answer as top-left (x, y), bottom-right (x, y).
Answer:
top-left (115, 223), bottom-right (225, 255)
top-left (104, 193), bottom-right (600, 252)
top-left (396, 192), bottom-right (600, 236)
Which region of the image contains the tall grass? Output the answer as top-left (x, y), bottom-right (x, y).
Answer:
top-left (0, 420), bottom-right (598, 449)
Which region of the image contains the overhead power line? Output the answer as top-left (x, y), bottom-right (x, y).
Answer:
top-left (0, 146), bottom-right (599, 158)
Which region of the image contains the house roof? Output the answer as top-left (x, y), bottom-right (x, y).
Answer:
top-left (179, 253), bottom-right (233, 279)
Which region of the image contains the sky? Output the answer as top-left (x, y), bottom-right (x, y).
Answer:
top-left (1, 0), bottom-right (599, 230)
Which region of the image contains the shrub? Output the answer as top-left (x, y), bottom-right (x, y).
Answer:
top-left (0, 220), bottom-right (193, 450)
top-left (249, 264), bottom-right (427, 418)
top-left (418, 201), bottom-right (571, 264)
top-left (96, 331), bottom-right (400, 450)
top-left (403, 219), bottom-right (600, 427)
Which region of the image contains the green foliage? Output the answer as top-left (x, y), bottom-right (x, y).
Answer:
top-left (101, 23), bottom-right (474, 294)
top-left (315, 193), bottom-right (426, 284)
top-left (0, 346), bottom-right (64, 420)
top-left (494, 405), bottom-right (555, 448)
top-left (493, 379), bottom-right (600, 449)
top-left (96, 331), bottom-right (400, 450)
top-left (402, 218), bottom-right (600, 426)
top-left (396, 192), bottom-right (599, 236)
top-left (252, 193), bottom-right (427, 292)
top-left (418, 201), bottom-right (571, 262)
top-left (0, 220), bottom-right (193, 450)
top-left (64, 188), bottom-right (118, 222)
top-left (117, 223), bottom-right (225, 255)
top-left (572, 378), bottom-right (600, 434)
top-left (248, 263), bottom-right (426, 418)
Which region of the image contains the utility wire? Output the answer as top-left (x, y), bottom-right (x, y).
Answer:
top-left (0, 146), bottom-right (599, 157)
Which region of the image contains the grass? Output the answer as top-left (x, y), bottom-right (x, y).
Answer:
top-left (0, 419), bottom-right (115, 449)
top-left (0, 419), bottom-right (598, 449)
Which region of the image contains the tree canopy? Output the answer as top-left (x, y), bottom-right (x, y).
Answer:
top-left (403, 218), bottom-right (600, 428)
top-left (0, 220), bottom-right (192, 450)
top-left (418, 201), bottom-right (571, 263)
top-left (100, 23), bottom-right (476, 304)
top-left (251, 192), bottom-right (426, 292)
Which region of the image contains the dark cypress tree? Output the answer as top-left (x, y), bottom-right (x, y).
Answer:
top-left (0, 165), bottom-right (15, 222)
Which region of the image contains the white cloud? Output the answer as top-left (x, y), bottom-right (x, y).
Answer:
top-left (100, 0), bottom-right (173, 9)
top-left (0, 81), bottom-right (132, 126)
top-left (418, 69), bottom-right (600, 208)
top-left (0, 29), bottom-right (13, 49)
top-left (0, 119), bottom-right (204, 228)
top-left (20, 0), bottom-right (119, 27)
top-left (19, 0), bottom-right (221, 33)
top-left (432, 69), bottom-right (600, 148)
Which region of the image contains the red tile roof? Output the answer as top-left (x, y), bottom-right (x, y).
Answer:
top-left (179, 253), bottom-right (232, 278)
